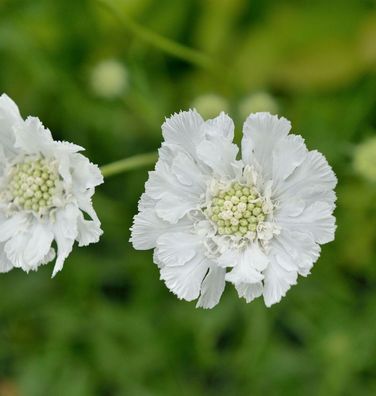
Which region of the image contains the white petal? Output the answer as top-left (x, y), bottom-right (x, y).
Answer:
top-left (276, 201), bottom-right (336, 244)
top-left (0, 94), bottom-right (22, 158)
top-left (171, 151), bottom-right (207, 194)
top-left (76, 213), bottom-right (103, 247)
top-left (242, 112), bottom-right (291, 179)
top-left (4, 220), bottom-right (54, 271)
top-left (275, 150), bottom-right (337, 207)
top-left (217, 248), bottom-right (239, 268)
top-left (54, 146), bottom-right (86, 186)
top-left (130, 209), bottom-right (191, 250)
top-left (52, 205), bottom-right (80, 276)
top-left (162, 110), bottom-right (205, 157)
top-left (155, 192), bottom-right (199, 224)
top-left (225, 243), bottom-right (268, 285)
top-left (235, 282), bottom-right (263, 303)
top-left (196, 266), bottom-right (226, 309)
top-left (203, 112), bottom-right (234, 140)
top-left (53, 140), bottom-right (83, 153)
top-left (137, 192), bottom-right (155, 211)
top-left (75, 191), bottom-right (100, 223)
top-left (145, 152), bottom-right (204, 218)
top-left (41, 248), bottom-right (56, 266)
top-left (155, 232), bottom-right (201, 267)
top-left (160, 254), bottom-right (210, 301)
top-left (263, 258), bottom-right (298, 307)
top-left (272, 134), bottom-right (307, 185)
top-left (273, 229), bottom-right (321, 276)
top-left (0, 213), bottom-right (28, 242)
top-left (196, 138), bottom-right (239, 179)
top-left (13, 116), bottom-right (54, 154)
top-left (196, 113), bottom-right (240, 178)
top-left (130, 209), bottom-right (165, 250)
top-left (71, 153), bottom-right (104, 190)
top-left (0, 244), bottom-right (14, 273)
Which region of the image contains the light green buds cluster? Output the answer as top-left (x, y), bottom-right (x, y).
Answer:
top-left (9, 157), bottom-right (59, 213)
top-left (206, 182), bottom-right (267, 237)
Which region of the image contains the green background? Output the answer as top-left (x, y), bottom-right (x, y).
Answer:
top-left (0, 0), bottom-right (375, 395)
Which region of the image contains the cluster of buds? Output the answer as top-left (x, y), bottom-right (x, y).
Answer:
top-left (206, 183), bottom-right (267, 237)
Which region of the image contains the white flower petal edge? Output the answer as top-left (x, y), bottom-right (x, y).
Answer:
top-left (0, 94), bottom-right (103, 275)
top-left (131, 110), bottom-right (337, 308)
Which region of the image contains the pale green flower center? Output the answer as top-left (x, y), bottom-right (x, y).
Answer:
top-left (206, 182), bottom-right (267, 237)
top-left (8, 158), bottom-right (59, 213)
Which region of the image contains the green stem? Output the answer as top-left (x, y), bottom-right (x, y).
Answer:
top-left (100, 152), bottom-right (157, 178)
top-left (96, 0), bottom-right (218, 72)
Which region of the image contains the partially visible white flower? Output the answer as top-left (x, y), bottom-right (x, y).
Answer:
top-left (131, 110), bottom-right (337, 308)
top-left (353, 136), bottom-right (376, 182)
top-left (192, 94), bottom-right (229, 119)
top-left (90, 59), bottom-right (128, 99)
top-left (0, 94), bottom-right (103, 275)
top-left (238, 92), bottom-right (278, 120)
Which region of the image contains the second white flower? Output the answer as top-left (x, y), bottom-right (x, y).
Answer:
top-left (131, 110), bottom-right (337, 308)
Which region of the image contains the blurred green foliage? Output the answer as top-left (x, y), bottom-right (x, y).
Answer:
top-left (0, 0), bottom-right (376, 395)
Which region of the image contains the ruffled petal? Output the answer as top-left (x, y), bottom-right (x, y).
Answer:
top-left (70, 153), bottom-right (103, 191)
top-left (137, 192), bottom-right (155, 211)
top-left (197, 113), bottom-right (240, 179)
top-left (225, 242), bottom-right (268, 284)
top-left (76, 213), bottom-right (103, 247)
top-left (263, 257), bottom-right (298, 307)
top-left (52, 205), bottom-right (80, 276)
top-left (160, 253), bottom-right (210, 301)
top-left (75, 191), bottom-right (100, 223)
top-left (170, 151), bottom-right (207, 195)
top-left (196, 265), bottom-right (226, 309)
top-left (4, 220), bottom-right (54, 271)
top-left (0, 94), bottom-right (22, 158)
top-left (0, 244), bottom-right (14, 273)
top-left (130, 208), bottom-right (192, 250)
top-left (196, 138), bottom-right (239, 179)
top-left (145, 147), bottom-right (204, 223)
top-left (162, 110), bottom-right (205, 157)
top-left (235, 282), bottom-right (263, 303)
top-left (274, 150), bottom-right (337, 207)
top-left (272, 134), bottom-right (307, 186)
top-left (273, 229), bottom-right (321, 276)
top-left (203, 112), bottom-right (234, 140)
top-left (13, 116), bottom-right (54, 154)
top-left (130, 209), bottom-right (165, 250)
top-left (242, 112), bottom-right (291, 179)
top-left (276, 201), bottom-right (336, 244)
top-left (155, 232), bottom-right (201, 267)
top-left (0, 213), bottom-right (28, 242)
top-left (155, 192), bottom-right (199, 223)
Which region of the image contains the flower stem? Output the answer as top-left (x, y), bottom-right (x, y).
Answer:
top-left (96, 0), bottom-right (218, 72)
top-left (100, 152), bottom-right (157, 178)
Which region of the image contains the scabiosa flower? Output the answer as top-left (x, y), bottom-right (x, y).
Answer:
top-left (131, 110), bottom-right (337, 308)
top-left (0, 94), bottom-right (103, 275)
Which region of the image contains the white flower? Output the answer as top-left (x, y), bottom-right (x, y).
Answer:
top-left (0, 94), bottom-right (103, 275)
top-left (131, 110), bottom-right (337, 308)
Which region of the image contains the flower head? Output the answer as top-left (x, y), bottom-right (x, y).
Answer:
top-left (131, 110), bottom-right (337, 308)
top-left (0, 94), bottom-right (103, 275)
